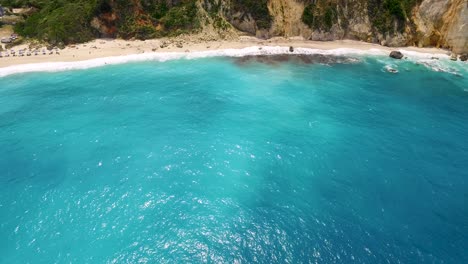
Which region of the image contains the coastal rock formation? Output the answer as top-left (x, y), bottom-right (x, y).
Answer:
top-left (413, 0), bottom-right (467, 53)
top-left (10, 0), bottom-right (468, 53)
top-left (204, 0), bottom-right (467, 53)
top-left (390, 51), bottom-right (404, 59)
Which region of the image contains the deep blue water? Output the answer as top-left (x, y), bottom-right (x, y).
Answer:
top-left (0, 55), bottom-right (467, 263)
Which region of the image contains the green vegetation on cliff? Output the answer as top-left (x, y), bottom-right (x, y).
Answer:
top-left (302, 1), bottom-right (338, 31)
top-left (368, 0), bottom-right (421, 33)
top-left (3, 0), bottom-right (200, 44)
top-left (301, 0), bottom-right (421, 34)
top-left (231, 0), bottom-right (271, 30)
top-left (0, 0), bottom-right (438, 47)
top-left (13, 0), bottom-right (97, 44)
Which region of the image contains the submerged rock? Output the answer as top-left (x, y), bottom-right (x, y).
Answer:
top-left (234, 54), bottom-right (358, 66)
top-left (389, 51), bottom-right (403, 59)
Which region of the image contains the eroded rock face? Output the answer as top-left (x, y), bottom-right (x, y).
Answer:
top-left (267, 0), bottom-right (312, 38)
top-left (209, 0), bottom-right (467, 53)
top-left (85, 0), bottom-right (467, 53)
top-left (443, 0), bottom-right (468, 54)
top-left (229, 12), bottom-right (257, 36)
top-left (413, 0), bottom-right (467, 53)
top-left (413, 0), bottom-right (450, 46)
top-left (91, 14), bottom-right (117, 38)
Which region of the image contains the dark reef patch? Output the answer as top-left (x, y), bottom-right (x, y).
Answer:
top-left (233, 54), bottom-right (359, 66)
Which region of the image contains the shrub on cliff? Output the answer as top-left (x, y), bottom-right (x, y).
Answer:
top-left (9, 0), bottom-right (200, 44)
top-left (302, 2), bottom-right (337, 31)
top-left (231, 0), bottom-right (272, 30)
top-left (368, 0), bottom-right (421, 34)
top-left (14, 1), bottom-right (97, 44)
top-left (162, 1), bottom-right (199, 31)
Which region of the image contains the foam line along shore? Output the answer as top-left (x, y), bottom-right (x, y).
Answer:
top-left (0, 37), bottom-right (464, 77)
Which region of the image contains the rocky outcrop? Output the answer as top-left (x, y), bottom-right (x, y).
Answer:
top-left (267, 0), bottom-right (312, 38)
top-left (413, 0), bottom-right (467, 53)
top-left (442, 0), bottom-right (468, 54)
top-left (389, 51), bottom-right (404, 59)
top-left (12, 0), bottom-right (467, 51)
top-left (203, 0), bottom-right (467, 53)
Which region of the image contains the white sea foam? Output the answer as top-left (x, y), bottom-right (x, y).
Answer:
top-left (383, 64), bottom-right (399, 73)
top-left (0, 46), bottom-right (460, 77)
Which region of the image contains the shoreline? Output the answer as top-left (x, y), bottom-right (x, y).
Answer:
top-left (0, 36), bottom-right (457, 77)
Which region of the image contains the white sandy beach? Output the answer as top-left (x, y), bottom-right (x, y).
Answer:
top-left (0, 35), bottom-right (451, 69)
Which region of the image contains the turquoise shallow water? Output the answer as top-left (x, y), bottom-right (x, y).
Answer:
top-left (0, 55), bottom-right (467, 263)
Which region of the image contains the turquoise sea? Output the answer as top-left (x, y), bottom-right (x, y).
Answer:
top-left (0, 53), bottom-right (467, 263)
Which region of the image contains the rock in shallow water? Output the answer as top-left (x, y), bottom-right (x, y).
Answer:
top-left (389, 51), bottom-right (404, 59)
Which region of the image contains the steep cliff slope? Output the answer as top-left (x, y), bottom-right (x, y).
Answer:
top-left (412, 0), bottom-right (467, 53)
top-left (203, 0), bottom-right (466, 53)
top-left (218, 0), bottom-right (467, 53)
top-left (5, 0), bottom-right (467, 53)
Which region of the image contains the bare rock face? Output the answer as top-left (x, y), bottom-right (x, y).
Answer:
top-left (91, 13), bottom-right (117, 38)
top-left (267, 0), bottom-right (312, 38)
top-left (389, 51), bottom-right (404, 59)
top-left (413, 0), bottom-right (467, 53)
top-left (228, 12), bottom-right (257, 36)
top-left (444, 0), bottom-right (468, 54)
top-left (414, 0), bottom-right (450, 46)
top-left (340, 0), bottom-right (372, 41)
top-left (203, 0), bottom-right (466, 52)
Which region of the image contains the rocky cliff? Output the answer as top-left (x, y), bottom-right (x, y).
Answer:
top-left (9, 0), bottom-right (467, 53)
top-left (199, 0), bottom-right (467, 53)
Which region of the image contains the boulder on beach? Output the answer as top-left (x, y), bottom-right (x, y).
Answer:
top-left (389, 51), bottom-right (403, 59)
top-left (289, 46), bottom-right (294, 52)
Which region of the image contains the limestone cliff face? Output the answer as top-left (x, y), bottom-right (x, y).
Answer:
top-left (203, 0), bottom-right (467, 53)
top-left (88, 0), bottom-right (466, 53)
top-left (435, 0), bottom-right (467, 53)
top-left (412, 0), bottom-right (467, 53)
